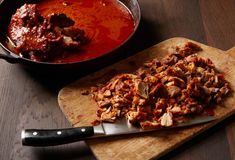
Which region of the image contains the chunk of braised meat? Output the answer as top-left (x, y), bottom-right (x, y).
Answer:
top-left (91, 42), bottom-right (231, 129)
top-left (163, 42), bottom-right (202, 66)
top-left (48, 13), bottom-right (75, 28)
top-left (14, 4), bottom-right (43, 28)
top-left (62, 27), bottom-right (89, 49)
top-left (8, 4), bottom-right (57, 55)
top-left (8, 4), bottom-right (88, 62)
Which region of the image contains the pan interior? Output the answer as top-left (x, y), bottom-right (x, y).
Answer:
top-left (0, 0), bottom-right (140, 65)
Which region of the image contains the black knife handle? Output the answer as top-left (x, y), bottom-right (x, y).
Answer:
top-left (22, 126), bottom-right (94, 146)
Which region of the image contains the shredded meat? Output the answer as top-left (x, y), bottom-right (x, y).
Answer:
top-left (8, 4), bottom-right (88, 62)
top-left (90, 42), bottom-right (231, 129)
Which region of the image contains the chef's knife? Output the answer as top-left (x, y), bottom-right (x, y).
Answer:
top-left (22, 115), bottom-right (215, 146)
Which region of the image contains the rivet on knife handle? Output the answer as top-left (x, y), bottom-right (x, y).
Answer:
top-left (21, 126), bottom-right (94, 146)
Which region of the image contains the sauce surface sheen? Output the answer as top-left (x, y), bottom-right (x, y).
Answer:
top-left (37, 0), bottom-right (135, 63)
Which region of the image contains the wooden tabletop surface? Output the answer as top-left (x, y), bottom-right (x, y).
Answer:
top-left (0, 0), bottom-right (235, 159)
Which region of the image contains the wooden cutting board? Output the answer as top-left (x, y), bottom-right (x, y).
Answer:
top-left (58, 37), bottom-right (235, 160)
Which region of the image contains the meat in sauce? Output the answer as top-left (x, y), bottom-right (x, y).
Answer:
top-left (7, 0), bottom-right (135, 63)
top-left (8, 4), bottom-right (88, 62)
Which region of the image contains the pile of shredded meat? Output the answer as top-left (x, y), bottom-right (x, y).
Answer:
top-left (90, 42), bottom-right (231, 129)
top-left (8, 4), bottom-right (88, 62)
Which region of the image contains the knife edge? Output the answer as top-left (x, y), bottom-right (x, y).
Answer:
top-left (93, 115), bottom-right (216, 137)
top-left (21, 115), bottom-right (216, 146)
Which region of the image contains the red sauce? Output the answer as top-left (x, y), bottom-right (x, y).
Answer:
top-left (37, 0), bottom-right (135, 63)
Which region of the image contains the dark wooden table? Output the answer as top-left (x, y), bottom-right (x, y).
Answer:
top-left (1, 0), bottom-right (235, 159)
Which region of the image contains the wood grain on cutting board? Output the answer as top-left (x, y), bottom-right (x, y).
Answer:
top-left (58, 37), bottom-right (235, 160)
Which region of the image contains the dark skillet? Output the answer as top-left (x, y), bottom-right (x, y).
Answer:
top-left (0, 0), bottom-right (140, 74)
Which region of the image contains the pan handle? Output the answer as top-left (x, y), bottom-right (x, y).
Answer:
top-left (21, 126), bottom-right (95, 146)
top-left (0, 52), bottom-right (22, 63)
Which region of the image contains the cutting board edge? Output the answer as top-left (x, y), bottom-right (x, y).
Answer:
top-left (57, 37), bottom-right (235, 160)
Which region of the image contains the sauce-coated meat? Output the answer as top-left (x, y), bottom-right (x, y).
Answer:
top-left (8, 4), bottom-right (87, 62)
top-left (90, 42), bottom-right (231, 129)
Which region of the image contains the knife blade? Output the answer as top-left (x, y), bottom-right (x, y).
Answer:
top-left (21, 115), bottom-right (215, 146)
